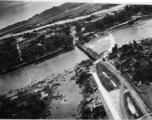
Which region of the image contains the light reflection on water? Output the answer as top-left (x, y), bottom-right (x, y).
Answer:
top-left (85, 18), bottom-right (152, 53)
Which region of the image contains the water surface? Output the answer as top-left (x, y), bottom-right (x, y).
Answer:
top-left (86, 18), bottom-right (152, 53)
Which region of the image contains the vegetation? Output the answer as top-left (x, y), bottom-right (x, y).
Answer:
top-left (0, 69), bottom-right (74, 119)
top-left (0, 3), bottom-right (117, 35)
top-left (124, 91), bottom-right (143, 119)
top-left (23, 32), bottom-right (38, 39)
top-left (75, 60), bottom-right (107, 119)
top-left (108, 38), bottom-right (152, 111)
top-left (0, 92), bottom-right (46, 118)
top-left (0, 37), bottom-right (20, 71)
top-left (67, 5), bottom-right (152, 44)
top-left (21, 34), bottom-right (73, 62)
top-left (109, 39), bottom-right (152, 84)
top-left (96, 63), bottom-right (120, 91)
top-left (0, 3), bottom-right (85, 34)
top-left (0, 25), bottom-right (74, 74)
top-left (83, 5), bottom-right (152, 33)
top-left (78, 59), bottom-right (93, 66)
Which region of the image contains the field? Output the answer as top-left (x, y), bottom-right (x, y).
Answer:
top-left (36, 4), bottom-right (117, 26)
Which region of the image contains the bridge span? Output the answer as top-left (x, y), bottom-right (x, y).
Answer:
top-left (76, 43), bottom-right (100, 61)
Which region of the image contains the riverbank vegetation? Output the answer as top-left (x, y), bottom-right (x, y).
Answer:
top-left (2, 4), bottom-right (152, 74)
top-left (72, 5), bottom-right (152, 43)
top-left (0, 79), bottom-right (54, 118)
top-left (0, 59), bottom-right (107, 119)
top-left (0, 68), bottom-right (79, 119)
top-left (84, 5), bottom-right (152, 33)
top-left (75, 59), bottom-right (107, 119)
top-left (108, 38), bottom-right (152, 110)
top-left (0, 25), bottom-right (74, 74)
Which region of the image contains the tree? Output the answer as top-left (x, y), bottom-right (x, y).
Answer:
top-left (62, 26), bottom-right (70, 35)
top-left (112, 44), bottom-right (118, 53)
top-left (75, 24), bottom-right (82, 33)
top-left (133, 40), bottom-right (137, 48)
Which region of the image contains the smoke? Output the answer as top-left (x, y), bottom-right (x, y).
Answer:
top-left (16, 43), bottom-right (22, 61)
top-left (108, 33), bottom-right (116, 53)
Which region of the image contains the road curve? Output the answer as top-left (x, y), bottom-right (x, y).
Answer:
top-left (100, 60), bottom-right (150, 115)
top-left (90, 65), bottom-right (122, 120)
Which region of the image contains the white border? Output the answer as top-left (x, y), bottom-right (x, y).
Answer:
top-left (4, 0), bottom-right (152, 4)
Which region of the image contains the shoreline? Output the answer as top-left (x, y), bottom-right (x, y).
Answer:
top-left (0, 46), bottom-right (74, 75)
top-left (96, 15), bottom-right (152, 37)
top-left (1, 14), bottom-right (151, 76)
top-left (0, 59), bottom-right (106, 119)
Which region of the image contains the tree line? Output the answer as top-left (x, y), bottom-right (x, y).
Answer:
top-left (0, 25), bottom-right (74, 73)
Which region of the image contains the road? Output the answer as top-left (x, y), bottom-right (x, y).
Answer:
top-left (103, 59), bottom-right (149, 113)
top-left (76, 34), bottom-right (151, 119)
top-left (90, 50), bottom-right (152, 119)
top-left (90, 65), bottom-right (122, 120)
top-left (100, 58), bottom-right (152, 116)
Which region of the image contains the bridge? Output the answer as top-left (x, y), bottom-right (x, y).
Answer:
top-left (76, 42), bottom-right (152, 120)
top-left (76, 43), bottom-right (100, 61)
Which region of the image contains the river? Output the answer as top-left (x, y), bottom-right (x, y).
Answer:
top-left (86, 18), bottom-right (152, 53)
top-left (1, 17), bottom-right (152, 95)
top-left (0, 4), bottom-right (125, 41)
top-left (0, 16), bottom-right (152, 119)
top-left (0, 47), bottom-right (89, 95)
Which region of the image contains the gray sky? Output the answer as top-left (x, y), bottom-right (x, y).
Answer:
top-left (0, 1), bottom-right (64, 29)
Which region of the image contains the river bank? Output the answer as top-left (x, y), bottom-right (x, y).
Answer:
top-left (0, 66), bottom-right (81, 118)
top-left (75, 59), bottom-right (107, 119)
top-left (1, 4), bottom-right (152, 119)
top-left (0, 59), bottom-right (106, 119)
top-left (0, 46), bottom-right (74, 75)
top-left (94, 15), bottom-right (152, 41)
top-left (108, 36), bottom-right (152, 113)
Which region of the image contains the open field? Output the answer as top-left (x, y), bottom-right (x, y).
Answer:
top-left (38, 4), bottom-right (117, 26)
